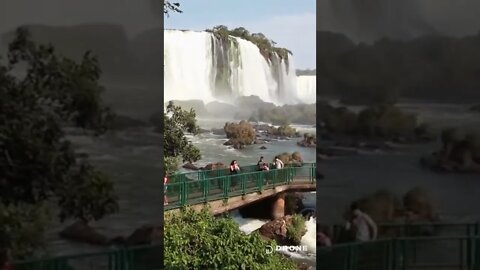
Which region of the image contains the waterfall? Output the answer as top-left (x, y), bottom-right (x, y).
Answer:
top-left (296, 75), bottom-right (316, 104)
top-left (164, 30), bottom-right (306, 105)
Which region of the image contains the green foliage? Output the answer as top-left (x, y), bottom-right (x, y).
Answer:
top-left (164, 101), bottom-right (201, 175)
top-left (0, 203), bottom-right (50, 259)
top-left (56, 163), bottom-right (118, 222)
top-left (276, 152), bottom-right (303, 165)
top-left (268, 125), bottom-right (300, 137)
top-left (257, 104), bottom-right (316, 125)
top-left (164, 1), bottom-right (182, 16)
top-left (164, 207), bottom-right (297, 270)
top-left (317, 103), bottom-right (422, 139)
top-left (207, 25), bottom-right (292, 65)
top-left (287, 215), bottom-right (307, 245)
top-left (0, 28), bottom-right (117, 258)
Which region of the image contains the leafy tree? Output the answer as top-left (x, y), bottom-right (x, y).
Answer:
top-left (0, 28), bottom-right (118, 259)
top-left (164, 207), bottom-right (297, 270)
top-left (164, 101), bottom-right (201, 175)
top-left (164, 1), bottom-right (182, 16)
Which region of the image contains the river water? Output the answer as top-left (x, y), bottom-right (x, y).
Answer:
top-left (318, 101), bottom-right (480, 225)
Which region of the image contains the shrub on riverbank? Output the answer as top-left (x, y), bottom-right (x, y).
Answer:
top-left (287, 215), bottom-right (307, 245)
top-left (267, 125), bottom-right (301, 138)
top-left (318, 103), bottom-right (429, 141)
top-left (276, 152), bottom-right (303, 166)
top-left (164, 207), bottom-right (297, 270)
top-left (421, 128), bottom-right (480, 173)
top-left (256, 104), bottom-right (316, 125)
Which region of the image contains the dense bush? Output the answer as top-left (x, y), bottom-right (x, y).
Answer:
top-left (164, 101), bottom-right (202, 175)
top-left (268, 125), bottom-right (300, 137)
top-left (256, 104), bottom-right (316, 125)
top-left (164, 208), bottom-right (297, 270)
top-left (224, 120), bottom-right (256, 148)
top-left (317, 103), bottom-right (422, 139)
top-left (286, 215), bottom-right (307, 245)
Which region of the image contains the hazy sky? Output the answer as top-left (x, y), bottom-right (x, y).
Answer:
top-left (0, 0), bottom-right (159, 36)
top-left (165, 0), bottom-right (316, 69)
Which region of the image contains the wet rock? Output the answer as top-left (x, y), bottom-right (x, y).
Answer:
top-left (297, 262), bottom-right (312, 270)
top-left (403, 187), bottom-right (436, 221)
top-left (203, 162), bottom-right (225, 170)
top-left (59, 221), bottom-right (109, 246)
top-left (224, 139), bottom-right (244, 149)
top-left (211, 128), bottom-right (225, 136)
top-left (347, 190), bottom-right (401, 224)
top-left (125, 225), bottom-right (163, 246)
top-left (182, 162), bottom-right (200, 170)
top-left (257, 215), bottom-right (304, 246)
top-left (259, 146), bottom-right (267, 149)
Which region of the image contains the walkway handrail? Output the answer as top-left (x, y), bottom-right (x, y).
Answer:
top-left (332, 222), bottom-right (480, 242)
top-left (14, 244), bottom-right (163, 270)
top-left (169, 162), bottom-right (316, 183)
top-left (165, 163), bottom-right (316, 210)
top-left (319, 235), bottom-right (480, 270)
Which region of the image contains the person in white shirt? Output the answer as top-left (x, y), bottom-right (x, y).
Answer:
top-left (345, 202), bottom-right (378, 242)
top-left (274, 157), bottom-right (284, 169)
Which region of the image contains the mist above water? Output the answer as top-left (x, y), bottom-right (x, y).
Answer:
top-left (318, 0), bottom-right (480, 42)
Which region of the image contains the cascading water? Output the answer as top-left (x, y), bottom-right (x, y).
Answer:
top-left (164, 30), bottom-right (308, 105)
top-left (296, 75), bottom-right (316, 104)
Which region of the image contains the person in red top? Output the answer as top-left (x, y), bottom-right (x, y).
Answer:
top-left (164, 174), bottom-right (168, 205)
top-left (1, 249), bottom-right (13, 270)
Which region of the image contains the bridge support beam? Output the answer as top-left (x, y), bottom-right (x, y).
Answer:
top-left (272, 193), bottom-right (286, 219)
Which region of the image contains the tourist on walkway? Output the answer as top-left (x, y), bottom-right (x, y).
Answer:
top-left (229, 160), bottom-right (240, 174)
top-left (164, 174), bottom-right (169, 205)
top-left (261, 163), bottom-right (270, 171)
top-left (345, 202), bottom-right (378, 242)
top-left (274, 157), bottom-right (284, 169)
top-left (229, 160), bottom-right (240, 188)
top-left (257, 156), bottom-right (265, 170)
top-left (318, 225), bottom-right (332, 247)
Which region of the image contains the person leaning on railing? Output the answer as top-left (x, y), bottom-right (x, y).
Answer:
top-left (345, 202), bottom-right (378, 242)
top-left (229, 160), bottom-right (240, 189)
top-left (164, 174), bottom-right (168, 205)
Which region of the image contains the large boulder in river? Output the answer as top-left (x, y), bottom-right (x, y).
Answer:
top-left (403, 187), bottom-right (436, 221)
top-left (276, 152), bottom-right (303, 166)
top-left (59, 221), bottom-right (109, 246)
top-left (257, 215), bottom-right (306, 246)
top-left (346, 190), bottom-right (402, 224)
top-left (203, 162), bottom-right (226, 170)
top-left (182, 162), bottom-right (200, 170)
top-left (224, 120), bottom-right (256, 149)
top-left (125, 225), bottom-right (163, 246)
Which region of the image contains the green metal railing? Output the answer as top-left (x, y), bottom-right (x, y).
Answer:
top-left (333, 222), bottom-right (480, 243)
top-left (14, 244), bottom-right (163, 270)
top-left (319, 235), bottom-right (480, 270)
top-left (165, 163), bottom-right (316, 210)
